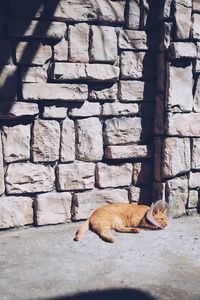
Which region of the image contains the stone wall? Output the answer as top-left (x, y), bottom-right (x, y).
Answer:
top-left (0, 0), bottom-right (199, 229)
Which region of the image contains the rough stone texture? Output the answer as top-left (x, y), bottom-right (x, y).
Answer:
top-left (0, 137), bottom-right (5, 195)
top-left (159, 0), bottom-right (173, 20)
top-left (43, 106), bottom-right (66, 119)
top-left (162, 137), bottom-right (191, 178)
top-left (5, 163), bottom-right (55, 195)
top-left (90, 26), bottom-right (117, 62)
top-left (165, 176), bottom-right (188, 218)
top-left (96, 163), bottom-right (133, 188)
top-left (166, 113), bottom-right (200, 136)
top-left (69, 23), bottom-right (89, 63)
top-left (127, 0), bottom-right (140, 29)
top-left (21, 66), bottom-right (48, 83)
top-left (193, 0), bottom-right (200, 11)
top-left (159, 22), bottom-right (172, 51)
top-left (0, 65), bottom-right (17, 101)
top-left (72, 188), bottom-right (129, 220)
top-left (129, 186), bottom-right (152, 204)
top-left (192, 138), bottom-right (200, 170)
top-left (22, 83), bottom-right (88, 101)
top-left (102, 103), bottom-right (139, 116)
top-left (174, 0), bottom-right (192, 39)
top-left (76, 118), bottom-right (103, 162)
top-left (118, 30), bottom-right (147, 50)
top-left (192, 13), bottom-right (200, 39)
top-left (9, 20), bottom-right (67, 39)
top-left (35, 192), bottom-right (71, 225)
top-left (8, 102), bottom-right (39, 118)
top-left (167, 64), bottom-right (193, 113)
top-left (133, 161), bottom-right (153, 186)
top-left (32, 120), bottom-right (60, 162)
top-left (2, 125), bottom-right (30, 163)
top-left (188, 190), bottom-right (198, 208)
top-left (0, 41), bottom-right (12, 64)
top-left (105, 145), bottom-right (152, 159)
top-left (195, 59), bottom-right (200, 73)
top-left (69, 102), bottom-right (101, 118)
top-left (194, 76), bottom-right (200, 112)
top-left (57, 162), bottom-right (95, 191)
top-left (168, 42), bottom-right (197, 59)
top-left (119, 80), bottom-right (155, 102)
top-left (189, 172), bottom-right (200, 189)
top-left (0, 196), bottom-right (33, 229)
top-left (54, 38), bottom-right (69, 61)
top-left (120, 51), bottom-right (156, 79)
top-left (89, 84), bottom-right (117, 101)
top-left (60, 118), bottom-right (75, 163)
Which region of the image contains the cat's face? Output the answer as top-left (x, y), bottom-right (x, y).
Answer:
top-left (153, 209), bottom-right (168, 229)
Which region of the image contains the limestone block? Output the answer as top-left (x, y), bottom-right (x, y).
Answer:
top-left (194, 76), bottom-right (200, 112)
top-left (43, 106), bottom-right (66, 119)
top-left (192, 138), bottom-right (200, 170)
top-left (188, 190), bottom-right (198, 208)
top-left (0, 137), bottom-right (5, 195)
top-left (60, 118), bottom-right (75, 163)
top-left (0, 66), bottom-right (17, 101)
top-left (121, 51), bottom-right (156, 79)
top-left (162, 137), bottom-right (191, 178)
top-left (166, 113), bottom-right (200, 136)
top-left (9, 20), bottom-right (66, 39)
top-left (57, 162), bottom-right (95, 191)
top-left (174, 0), bottom-right (192, 39)
top-left (105, 145), bottom-right (152, 159)
top-left (96, 163), bottom-right (133, 188)
top-left (129, 186), bottom-right (152, 204)
top-left (127, 0), bottom-right (140, 29)
top-left (193, 0), bottom-right (200, 12)
top-left (166, 64), bottom-right (193, 113)
top-left (0, 41), bottom-right (12, 64)
top-left (35, 192), bottom-right (71, 225)
top-left (54, 38), bottom-right (68, 61)
top-left (195, 59), bottom-right (200, 73)
top-left (165, 176), bottom-right (187, 217)
top-left (2, 125), bottom-right (30, 163)
top-left (84, 64), bottom-right (120, 82)
top-left (102, 103), bottom-right (139, 117)
top-left (21, 66), bottom-right (48, 82)
top-left (119, 80), bottom-right (155, 102)
top-left (189, 172), bottom-right (200, 188)
top-left (32, 120), bottom-right (60, 162)
top-left (118, 30), bottom-right (147, 50)
top-left (69, 23), bottom-right (89, 62)
top-left (22, 83), bottom-right (88, 101)
top-left (192, 14), bottom-right (200, 39)
top-left (168, 42), bottom-right (197, 59)
top-left (90, 26), bottom-right (117, 62)
top-left (159, 0), bottom-right (173, 19)
top-left (8, 102), bottom-right (39, 118)
top-left (16, 42), bottom-right (52, 66)
top-left (76, 118), bottom-right (103, 162)
top-left (0, 196), bottom-right (33, 229)
top-left (133, 161), bottom-right (153, 186)
top-left (89, 83), bottom-right (118, 101)
top-left (71, 188), bottom-right (129, 220)
top-left (5, 163), bottom-right (55, 194)
top-left (68, 102), bottom-right (101, 118)
top-left (140, 0), bottom-right (150, 29)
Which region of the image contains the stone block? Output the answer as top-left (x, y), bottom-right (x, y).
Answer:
top-left (69, 23), bottom-right (89, 62)
top-left (129, 186), bottom-right (152, 205)
top-left (105, 145), bottom-right (152, 159)
top-left (193, 0), bottom-right (200, 12)
top-left (0, 41), bottom-right (12, 64)
top-left (188, 190), bottom-right (198, 208)
top-left (71, 188), bottom-right (129, 221)
top-left (166, 63), bottom-right (193, 113)
top-left (89, 83), bottom-right (117, 101)
top-left (121, 51), bottom-right (156, 79)
top-left (162, 137), bottom-right (191, 178)
top-left (194, 76), bottom-right (200, 112)
top-left (102, 103), bottom-right (139, 117)
top-left (0, 196), bottom-right (33, 229)
top-left (159, 22), bottom-right (172, 51)
top-left (0, 137), bottom-right (5, 195)
top-left (69, 102), bottom-right (101, 118)
top-left (127, 0), bottom-right (140, 29)
top-left (16, 42), bottom-right (52, 66)
top-left (9, 102), bottom-right (39, 117)
top-left (76, 118), bottom-right (103, 162)
top-left (159, 0), bottom-right (173, 20)
top-left (90, 26), bottom-right (117, 62)
top-left (2, 125), bottom-right (30, 163)
top-left (96, 163), bottom-right (133, 188)
top-left (43, 106), bottom-right (66, 119)
top-left (57, 162), bottom-right (95, 191)
top-left (5, 163), bottom-right (55, 195)
top-left (60, 118), bottom-right (75, 163)
top-left (21, 66), bottom-right (48, 83)
top-left (165, 176), bottom-right (187, 218)
top-left (22, 83), bottom-right (88, 101)
top-left (118, 30), bottom-right (147, 50)
top-left (195, 59), bottom-right (200, 73)
top-left (32, 120), bottom-right (60, 162)
top-left (189, 172), bottom-right (200, 189)
top-left (119, 80), bottom-right (155, 102)
top-left (54, 38), bottom-right (68, 61)
top-left (0, 66), bottom-right (17, 101)
top-left (192, 138), bottom-right (200, 170)
top-left (133, 161), bottom-right (153, 186)
top-left (35, 192), bottom-right (71, 225)
top-left (166, 113), bottom-right (200, 136)
top-left (9, 20), bottom-right (66, 39)
top-left (174, 0), bottom-right (192, 39)
top-left (192, 13), bottom-right (200, 39)
top-left (168, 42), bottom-right (197, 59)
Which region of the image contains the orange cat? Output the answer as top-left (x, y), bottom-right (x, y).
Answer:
top-left (74, 200), bottom-right (168, 243)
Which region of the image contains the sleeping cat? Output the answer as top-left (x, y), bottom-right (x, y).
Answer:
top-left (74, 200), bottom-right (168, 243)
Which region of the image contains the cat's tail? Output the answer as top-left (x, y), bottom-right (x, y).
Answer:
top-left (74, 219), bottom-right (89, 241)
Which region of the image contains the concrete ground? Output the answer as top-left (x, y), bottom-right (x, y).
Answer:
top-left (0, 216), bottom-right (200, 300)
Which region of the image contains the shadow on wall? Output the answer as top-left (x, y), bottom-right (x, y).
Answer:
top-left (43, 288), bottom-right (157, 300)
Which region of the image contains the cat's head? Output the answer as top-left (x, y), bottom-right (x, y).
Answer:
top-left (146, 200), bottom-right (169, 229)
